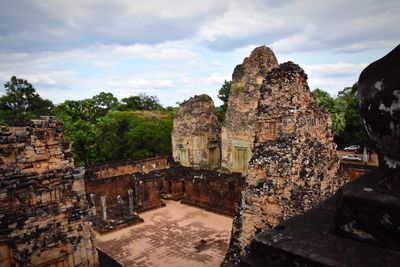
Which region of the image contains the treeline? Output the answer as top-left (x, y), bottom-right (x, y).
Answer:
top-left (0, 76), bottom-right (370, 166)
top-left (311, 84), bottom-right (369, 148)
top-left (0, 76), bottom-right (176, 166)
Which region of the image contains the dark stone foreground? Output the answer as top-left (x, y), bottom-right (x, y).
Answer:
top-left (241, 195), bottom-right (400, 266)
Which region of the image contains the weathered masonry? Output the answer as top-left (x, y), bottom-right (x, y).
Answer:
top-left (0, 117), bottom-right (98, 266)
top-left (222, 48), bottom-right (347, 265)
top-left (172, 94), bottom-right (221, 170)
top-left (241, 45), bottom-right (400, 266)
top-left (135, 166), bottom-right (243, 216)
top-left (84, 157), bottom-right (169, 233)
top-left (221, 46), bottom-right (278, 174)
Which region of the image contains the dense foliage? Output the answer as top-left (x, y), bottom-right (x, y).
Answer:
top-left (0, 76), bottom-right (53, 125)
top-left (215, 80), bottom-right (231, 122)
top-left (53, 93), bottom-right (175, 166)
top-left (0, 75), bottom-right (371, 166)
top-left (312, 84), bottom-right (370, 148)
top-left (0, 76), bottom-right (176, 166)
top-left (59, 109), bottom-right (174, 166)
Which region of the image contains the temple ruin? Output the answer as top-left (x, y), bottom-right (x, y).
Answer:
top-left (0, 117), bottom-right (98, 266)
top-left (2, 45), bottom-right (396, 267)
top-left (169, 46), bottom-right (349, 264)
top-left (224, 61), bottom-right (347, 262)
top-left (221, 46), bottom-right (278, 174)
top-left (240, 45), bottom-right (400, 266)
top-left (172, 94), bottom-right (221, 170)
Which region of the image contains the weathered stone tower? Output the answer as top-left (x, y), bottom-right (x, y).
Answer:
top-left (221, 46), bottom-right (278, 174)
top-left (224, 50), bottom-right (346, 264)
top-left (0, 117), bottom-right (98, 266)
top-left (172, 94), bottom-right (221, 169)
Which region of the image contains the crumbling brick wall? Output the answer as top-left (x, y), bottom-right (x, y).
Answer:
top-left (0, 118), bottom-right (73, 174)
top-left (182, 173), bottom-right (243, 216)
top-left (172, 94), bottom-right (221, 170)
top-left (223, 50), bottom-right (347, 265)
top-left (86, 156), bottom-right (168, 180)
top-left (0, 117), bottom-right (98, 266)
top-left (84, 157), bottom-right (169, 214)
top-left (221, 46), bottom-right (278, 174)
top-left (135, 166), bottom-right (243, 216)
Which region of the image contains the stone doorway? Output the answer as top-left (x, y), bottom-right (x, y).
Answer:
top-left (179, 148), bottom-right (189, 166)
top-left (209, 146), bottom-right (220, 170)
top-left (233, 147), bottom-right (248, 174)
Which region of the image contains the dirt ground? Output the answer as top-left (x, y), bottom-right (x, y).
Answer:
top-left (95, 200), bottom-right (233, 267)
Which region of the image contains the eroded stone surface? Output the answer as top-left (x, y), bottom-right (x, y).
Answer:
top-left (242, 196), bottom-right (400, 267)
top-left (0, 117), bottom-right (73, 174)
top-left (335, 172), bottom-right (400, 251)
top-left (221, 46), bottom-right (278, 173)
top-left (223, 50), bottom-right (347, 265)
top-left (0, 117), bottom-right (98, 266)
top-left (172, 95), bottom-right (221, 169)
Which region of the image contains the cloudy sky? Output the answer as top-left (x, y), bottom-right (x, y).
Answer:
top-left (0, 0), bottom-right (399, 106)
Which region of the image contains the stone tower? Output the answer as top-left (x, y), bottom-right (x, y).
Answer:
top-left (221, 46), bottom-right (278, 174)
top-left (223, 51), bottom-right (346, 264)
top-left (172, 94), bottom-right (221, 169)
top-left (0, 117), bottom-right (98, 266)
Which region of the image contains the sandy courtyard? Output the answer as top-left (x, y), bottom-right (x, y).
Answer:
top-left (95, 200), bottom-right (233, 267)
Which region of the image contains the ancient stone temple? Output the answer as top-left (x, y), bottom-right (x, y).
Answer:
top-left (0, 117), bottom-right (98, 266)
top-left (240, 45), bottom-right (400, 267)
top-left (221, 46), bottom-right (278, 174)
top-left (223, 49), bottom-right (347, 264)
top-left (172, 94), bottom-right (221, 169)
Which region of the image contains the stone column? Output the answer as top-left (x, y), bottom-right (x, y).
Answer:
top-left (100, 196), bottom-right (107, 221)
top-left (117, 195), bottom-right (122, 205)
top-left (135, 181), bottom-right (142, 206)
top-left (128, 189), bottom-right (134, 214)
top-left (141, 164), bottom-right (145, 174)
top-left (363, 146), bottom-right (368, 163)
top-left (90, 193), bottom-right (96, 216)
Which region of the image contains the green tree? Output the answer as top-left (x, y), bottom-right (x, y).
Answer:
top-left (120, 93), bottom-right (162, 111)
top-left (92, 92), bottom-right (119, 116)
top-left (335, 83), bottom-right (369, 147)
top-left (0, 76), bottom-right (54, 125)
top-left (53, 92), bottom-right (119, 123)
top-left (94, 110), bottom-right (174, 162)
top-left (215, 80), bottom-right (231, 122)
top-left (63, 119), bottom-right (97, 166)
top-left (312, 85), bottom-right (369, 148)
top-left (312, 88), bottom-right (346, 136)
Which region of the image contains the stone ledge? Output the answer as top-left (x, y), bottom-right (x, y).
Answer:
top-left (335, 171), bottom-right (400, 251)
top-left (242, 195), bottom-right (400, 266)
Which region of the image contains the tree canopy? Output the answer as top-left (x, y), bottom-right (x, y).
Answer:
top-left (215, 80), bottom-right (231, 122)
top-left (120, 94), bottom-right (162, 111)
top-left (1, 76), bottom-right (175, 166)
top-left (0, 76), bottom-right (54, 125)
top-left (51, 91), bottom-right (173, 166)
top-left (312, 84), bottom-right (370, 148)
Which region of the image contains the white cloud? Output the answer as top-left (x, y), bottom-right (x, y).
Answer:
top-left (0, 0), bottom-right (399, 107)
top-left (301, 63), bottom-right (367, 96)
top-left (206, 73), bottom-right (230, 85)
top-left (302, 63), bottom-right (367, 77)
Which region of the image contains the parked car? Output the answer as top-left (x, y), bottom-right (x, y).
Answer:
top-left (342, 154), bottom-right (362, 162)
top-left (344, 145), bottom-right (361, 152)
